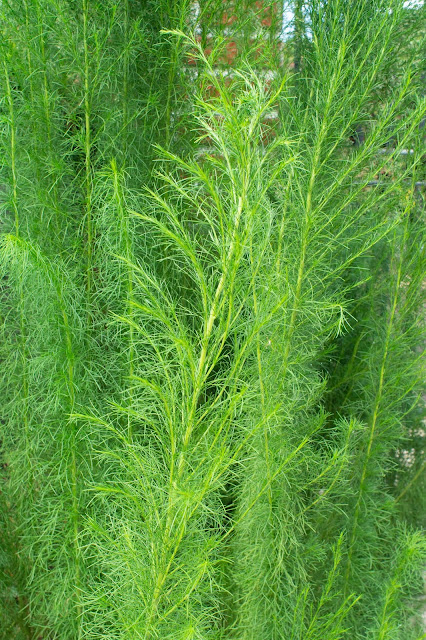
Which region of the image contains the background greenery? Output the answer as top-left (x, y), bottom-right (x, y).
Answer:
top-left (0, 1), bottom-right (425, 638)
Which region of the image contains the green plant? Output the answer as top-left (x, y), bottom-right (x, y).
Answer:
top-left (0, 2), bottom-right (424, 639)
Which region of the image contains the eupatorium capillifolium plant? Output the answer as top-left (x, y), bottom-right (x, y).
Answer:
top-left (0, 1), bottom-right (425, 639)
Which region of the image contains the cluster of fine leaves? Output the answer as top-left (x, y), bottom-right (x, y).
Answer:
top-left (0, 1), bottom-right (425, 639)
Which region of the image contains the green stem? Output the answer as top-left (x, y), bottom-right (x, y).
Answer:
top-left (180, 194), bottom-right (244, 461)
top-left (36, 0), bottom-right (61, 239)
top-left (343, 221), bottom-right (407, 595)
top-left (280, 36), bottom-right (346, 380)
top-left (145, 187), bottom-right (246, 637)
top-left (294, 0), bottom-right (304, 73)
top-left (395, 460), bottom-right (426, 504)
top-left (111, 160), bottom-right (134, 441)
top-left (123, 0), bottom-right (130, 161)
top-left (83, 0), bottom-right (93, 319)
top-left (164, 3), bottom-right (188, 148)
top-left (249, 237), bottom-right (273, 511)
top-left (23, 0), bottom-right (39, 181)
top-left (3, 61), bottom-right (30, 476)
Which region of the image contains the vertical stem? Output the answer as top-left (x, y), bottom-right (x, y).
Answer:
top-left (83, 0), bottom-right (93, 318)
top-left (280, 38), bottom-right (345, 378)
top-left (123, 0), bottom-right (130, 163)
top-left (23, 0), bottom-right (39, 181)
top-left (111, 160), bottom-right (134, 441)
top-left (279, 148), bottom-right (317, 378)
top-left (120, 1), bottom-right (134, 441)
top-left (180, 194), bottom-right (244, 459)
top-left (294, 0), bottom-right (304, 73)
top-left (3, 65), bottom-right (19, 238)
top-left (3, 58), bottom-right (35, 638)
top-left (71, 2), bottom-right (92, 629)
top-left (249, 243), bottom-right (273, 510)
top-left (58, 286), bottom-right (82, 633)
top-left (164, 43), bottom-right (179, 149)
top-left (3, 61), bottom-right (30, 470)
top-left (343, 222), bottom-right (407, 595)
top-left (164, 2), bottom-right (188, 148)
top-left (123, 0), bottom-right (133, 380)
top-left (36, 0), bottom-right (61, 239)
top-left (145, 189), bottom-right (245, 636)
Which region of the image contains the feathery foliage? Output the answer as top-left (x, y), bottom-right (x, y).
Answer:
top-left (0, 1), bottom-right (424, 639)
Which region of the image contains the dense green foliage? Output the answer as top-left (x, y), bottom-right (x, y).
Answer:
top-left (0, 1), bottom-right (425, 639)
